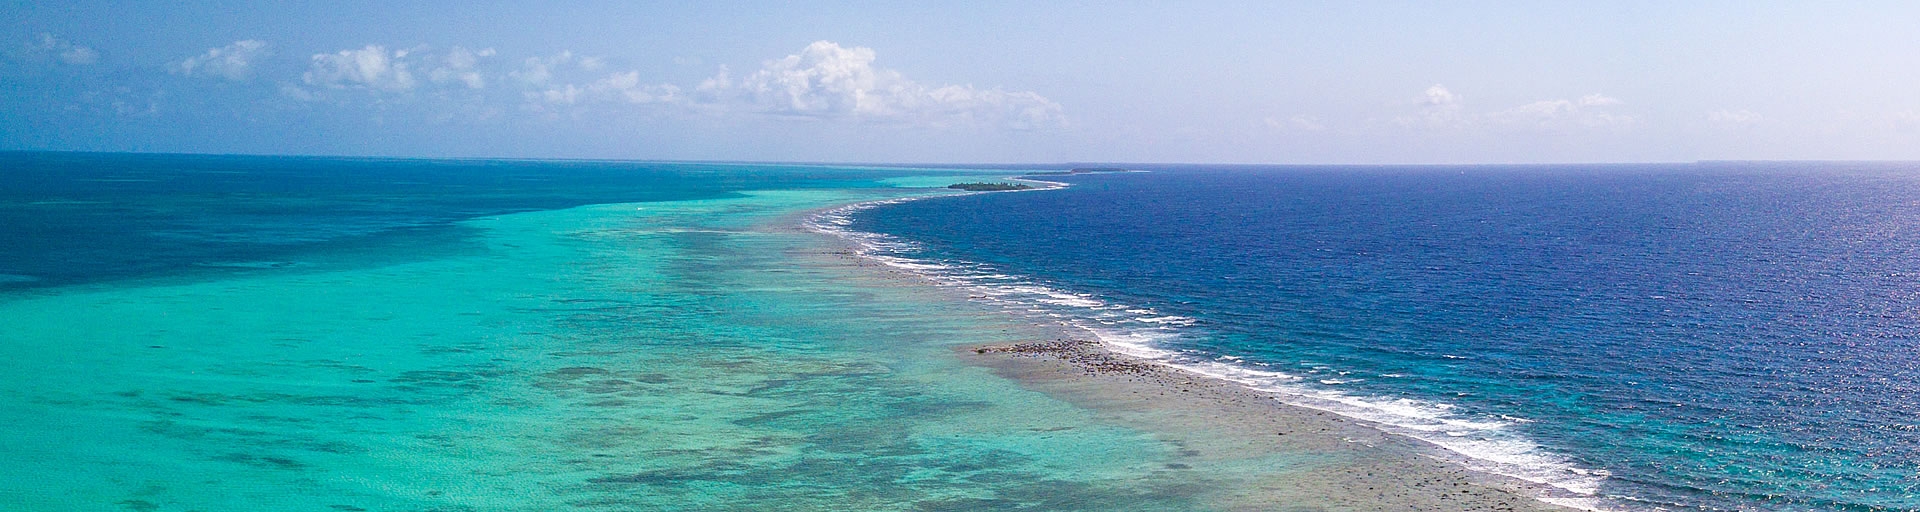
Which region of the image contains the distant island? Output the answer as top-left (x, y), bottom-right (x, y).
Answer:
top-left (1026, 167), bottom-right (1133, 176)
top-left (948, 182), bottom-right (1033, 191)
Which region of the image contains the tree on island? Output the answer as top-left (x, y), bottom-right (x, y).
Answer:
top-left (947, 182), bottom-right (1033, 191)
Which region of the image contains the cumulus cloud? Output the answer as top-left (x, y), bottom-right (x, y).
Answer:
top-left (736, 41), bottom-right (903, 115)
top-left (699, 41), bottom-right (1063, 128)
top-left (1422, 84), bottom-right (1461, 107)
top-left (1396, 84), bottom-right (1467, 128)
top-left (428, 46), bottom-right (494, 89)
top-left (172, 40), bottom-right (269, 81)
top-left (304, 45), bottom-right (419, 91)
top-left (29, 34), bottom-right (98, 65)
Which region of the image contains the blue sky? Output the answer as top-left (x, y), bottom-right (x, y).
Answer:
top-left (4, 1), bottom-right (1918, 164)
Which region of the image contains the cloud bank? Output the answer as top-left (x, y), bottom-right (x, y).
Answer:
top-left (269, 40), bottom-right (1062, 129)
top-left (173, 40), bottom-right (269, 81)
top-left (690, 41), bottom-right (1063, 128)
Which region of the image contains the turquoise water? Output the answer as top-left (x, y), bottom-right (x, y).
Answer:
top-left (0, 155), bottom-right (1323, 511)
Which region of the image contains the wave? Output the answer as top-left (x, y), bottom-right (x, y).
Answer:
top-left (806, 190), bottom-right (1625, 512)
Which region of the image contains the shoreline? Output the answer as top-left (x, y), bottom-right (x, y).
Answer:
top-left (958, 339), bottom-right (1581, 511)
top-left (791, 181), bottom-right (1588, 511)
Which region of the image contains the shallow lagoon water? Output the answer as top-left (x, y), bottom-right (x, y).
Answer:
top-left (0, 169), bottom-right (1316, 511)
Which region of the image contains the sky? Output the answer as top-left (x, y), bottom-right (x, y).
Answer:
top-left (3, 1), bottom-right (1918, 164)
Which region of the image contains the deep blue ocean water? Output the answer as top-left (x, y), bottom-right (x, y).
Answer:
top-left (0, 152), bottom-right (934, 289)
top-left (854, 164), bottom-right (1920, 511)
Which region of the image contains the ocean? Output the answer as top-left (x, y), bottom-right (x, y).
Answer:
top-left (9, 152), bottom-right (1917, 511)
top-left (3, 153), bottom-right (1263, 511)
top-left (851, 163), bottom-right (1920, 511)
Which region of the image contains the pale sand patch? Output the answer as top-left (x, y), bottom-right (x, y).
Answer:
top-left (961, 339), bottom-right (1576, 511)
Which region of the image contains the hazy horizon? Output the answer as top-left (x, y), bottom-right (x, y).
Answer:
top-left (16, 150), bottom-right (1920, 169)
top-left (7, 1), bottom-right (1919, 164)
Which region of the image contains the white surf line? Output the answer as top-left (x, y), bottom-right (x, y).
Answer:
top-left (802, 174), bottom-right (1629, 512)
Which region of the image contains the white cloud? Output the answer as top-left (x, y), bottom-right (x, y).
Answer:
top-left (1399, 85), bottom-right (1630, 130)
top-left (511, 51), bottom-right (595, 87)
top-left (586, 71), bottom-right (680, 104)
top-left (1423, 84), bottom-right (1461, 107)
top-left (737, 41), bottom-right (899, 115)
top-left (908, 85), bottom-right (1063, 129)
top-left (536, 85), bottom-right (579, 105)
top-left (577, 55), bottom-right (605, 72)
top-left (695, 66), bottom-right (731, 97)
top-left (279, 83), bottom-right (315, 101)
top-left (31, 34), bottom-right (97, 65)
top-left (700, 41), bottom-right (1063, 128)
top-left (1708, 109), bottom-right (1763, 125)
top-left (172, 40), bottom-right (269, 81)
top-left (512, 52), bottom-right (684, 108)
top-left (1489, 94), bottom-right (1632, 128)
top-left (527, 71), bottom-right (682, 112)
top-left (1396, 84), bottom-right (1466, 127)
top-left (303, 45), bottom-right (418, 91)
top-left (428, 46), bottom-right (493, 89)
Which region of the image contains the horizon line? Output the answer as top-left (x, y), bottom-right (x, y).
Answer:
top-left (9, 149), bottom-right (1920, 169)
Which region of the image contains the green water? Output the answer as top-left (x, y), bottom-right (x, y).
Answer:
top-left (0, 182), bottom-right (1279, 511)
